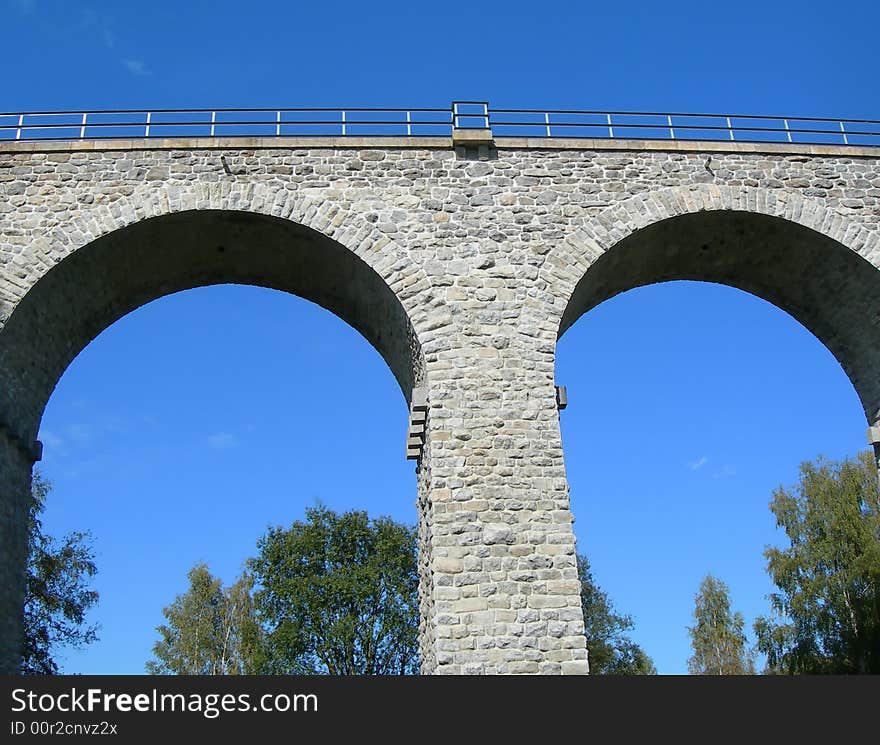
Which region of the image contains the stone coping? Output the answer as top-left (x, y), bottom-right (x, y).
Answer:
top-left (1, 135), bottom-right (878, 159)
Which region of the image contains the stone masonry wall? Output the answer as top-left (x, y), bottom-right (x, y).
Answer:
top-left (1, 136), bottom-right (879, 674)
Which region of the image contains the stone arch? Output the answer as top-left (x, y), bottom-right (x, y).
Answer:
top-left (547, 185), bottom-right (880, 424)
top-left (0, 182), bottom-right (433, 445)
top-left (0, 183), bottom-right (432, 672)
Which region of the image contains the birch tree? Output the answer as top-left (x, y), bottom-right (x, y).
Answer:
top-left (754, 451), bottom-right (880, 674)
top-left (21, 470), bottom-right (99, 673)
top-left (687, 574), bottom-right (754, 674)
top-left (146, 563), bottom-right (264, 674)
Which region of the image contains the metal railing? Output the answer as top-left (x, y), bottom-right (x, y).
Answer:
top-left (488, 108), bottom-right (880, 146)
top-left (1, 102), bottom-right (878, 147)
top-left (0, 107), bottom-right (455, 142)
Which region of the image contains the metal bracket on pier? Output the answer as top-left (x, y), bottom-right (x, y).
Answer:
top-left (556, 385), bottom-right (568, 411)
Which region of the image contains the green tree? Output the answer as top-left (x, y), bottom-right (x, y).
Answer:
top-left (21, 470), bottom-right (99, 674)
top-left (687, 574), bottom-right (754, 674)
top-left (578, 554), bottom-right (656, 674)
top-left (754, 451), bottom-right (880, 674)
top-left (248, 506), bottom-right (419, 674)
top-left (146, 563), bottom-right (265, 674)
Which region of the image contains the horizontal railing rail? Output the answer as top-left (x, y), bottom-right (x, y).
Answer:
top-left (0, 107), bottom-right (455, 142)
top-left (488, 108), bottom-right (880, 146)
top-left (0, 103), bottom-right (877, 147)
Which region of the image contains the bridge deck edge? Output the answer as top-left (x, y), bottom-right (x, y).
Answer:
top-left (0, 136), bottom-right (877, 158)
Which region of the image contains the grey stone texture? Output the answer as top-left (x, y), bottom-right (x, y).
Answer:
top-left (2, 135), bottom-right (880, 674)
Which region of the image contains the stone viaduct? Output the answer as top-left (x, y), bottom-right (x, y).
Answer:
top-left (2, 121), bottom-right (880, 674)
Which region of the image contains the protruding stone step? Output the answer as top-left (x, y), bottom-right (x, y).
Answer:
top-left (406, 387), bottom-right (428, 461)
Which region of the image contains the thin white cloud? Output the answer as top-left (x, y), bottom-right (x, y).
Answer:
top-left (207, 432), bottom-right (237, 450)
top-left (688, 456), bottom-right (708, 471)
top-left (78, 7), bottom-right (116, 48)
top-left (10, 0), bottom-right (36, 14)
top-left (123, 58), bottom-right (150, 76)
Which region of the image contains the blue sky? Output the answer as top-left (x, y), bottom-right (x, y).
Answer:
top-left (5, 0), bottom-right (879, 674)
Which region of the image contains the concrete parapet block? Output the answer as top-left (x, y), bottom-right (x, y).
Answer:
top-left (451, 128), bottom-right (494, 146)
top-left (452, 128), bottom-right (495, 161)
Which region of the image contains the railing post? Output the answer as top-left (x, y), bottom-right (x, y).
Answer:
top-left (784, 119), bottom-right (792, 143)
top-left (607, 113), bottom-right (614, 138)
top-left (341, 110), bottom-right (346, 136)
top-left (726, 116), bottom-right (734, 141)
top-left (210, 111), bottom-right (216, 137)
top-left (667, 114), bottom-right (675, 140)
top-left (840, 121), bottom-right (849, 145)
top-left (15, 114), bottom-right (23, 141)
top-left (545, 112), bottom-right (551, 137)
top-left (452, 102), bottom-right (459, 129)
top-left (145, 111), bottom-right (151, 138)
top-left (80, 112), bottom-right (87, 139)
top-left (406, 110), bottom-right (411, 136)
top-left (276, 110), bottom-right (281, 137)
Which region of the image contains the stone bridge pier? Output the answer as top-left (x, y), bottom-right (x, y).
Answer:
top-left (416, 339), bottom-right (587, 674)
top-left (2, 129), bottom-right (880, 674)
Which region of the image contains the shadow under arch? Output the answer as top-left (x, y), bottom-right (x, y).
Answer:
top-left (0, 209), bottom-right (424, 446)
top-left (558, 210), bottom-right (880, 426)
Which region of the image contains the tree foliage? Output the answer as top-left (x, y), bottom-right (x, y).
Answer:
top-left (248, 506), bottom-right (419, 675)
top-left (146, 563), bottom-right (265, 674)
top-left (687, 574), bottom-right (754, 674)
top-left (754, 451), bottom-right (880, 674)
top-left (578, 553), bottom-right (656, 674)
top-left (149, 514), bottom-right (662, 676)
top-left (21, 470), bottom-right (99, 674)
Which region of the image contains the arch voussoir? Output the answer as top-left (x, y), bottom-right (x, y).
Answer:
top-left (548, 185), bottom-right (880, 301)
